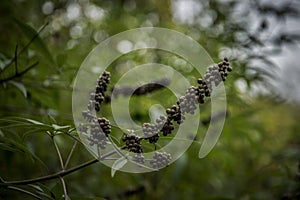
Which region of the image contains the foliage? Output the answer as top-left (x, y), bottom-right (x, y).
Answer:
top-left (1, 0), bottom-right (300, 199)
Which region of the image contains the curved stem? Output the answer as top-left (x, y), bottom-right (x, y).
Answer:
top-left (2, 148), bottom-right (120, 186)
top-left (0, 61), bottom-right (39, 83)
top-left (59, 177), bottom-right (69, 200)
top-left (53, 136), bottom-right (64, 169)
top-left (64, 141), bottom-right (77, 169)
top-left (2, 159), bottom-right (99, 186)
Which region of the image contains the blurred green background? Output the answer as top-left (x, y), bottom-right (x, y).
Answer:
top-left (1, 0), bottom-right (300, 199)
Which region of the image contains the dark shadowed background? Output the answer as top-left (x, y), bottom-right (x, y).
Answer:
top-left (1, 0), bottom-right (300, 199)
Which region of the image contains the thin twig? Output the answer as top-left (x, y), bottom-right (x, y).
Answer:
top-left (64, 141), bottom-right (77, 169)
top-left (2, 158), bottom-right (99, 186)
top-left (2, 148), bottom-right (124, 186)
top-left (59, 177), bottom-right (69, 200)
top-left (0, 61), bottom-right (39, 83)
top-left (65, 130), bottom-right (84, 145)
top-left (7, 186), bottom-right (42, 200)
top-left (0, 21), bottom-right (49, 73)
top-left (52, 136), bottom-right (64, 169)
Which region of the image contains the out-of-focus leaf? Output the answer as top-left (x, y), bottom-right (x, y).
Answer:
top-left (25, 118), bottom-right (46, 126)
top-left (8, 81), bottom-right (27, 98)
top-left (111, 156), bottom-right (127, 177)
top-left (29, 185), bottom-right (49, 198)
top-left (14, 19), bottom-right (55, 66)
top-left (56, 53), bottom-right (68, 67)
top-left (51, 124), bottom-right (70, 130)
top-left (47, 114), bottom-right (57, 124)
top-left (50, 182), bottom-right (63, 199)
top-left (0, 134), bottom-right (47, 168)
top-left (0, 143), bottom-right (23, 153)
top-left (22, 128), bottom-right (48, 140)
top-left (0, 53), bottom-right (10, 70)
top-left (29, 184), bottom-right (56, 200)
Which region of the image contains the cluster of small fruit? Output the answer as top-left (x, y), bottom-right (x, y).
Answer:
top-left (122, 134), bottom-right (143, 153)
top-left (80, 117), bottom-right (111, 149)
top-left (139, 58), bottom-right (232, 147)
top-left (149, 152), bottom-right (172, 169)
top-left (79, 59), bottom-right (231, 169)
top-left (132, 151), bottom-right (171, 169)
top-left (89, 71), bottom-right (111, 112)
top-left (81, 71), bottom-right (112, 149)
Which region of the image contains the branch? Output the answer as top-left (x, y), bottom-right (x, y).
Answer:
top-left (2, 159), bottom-right (98, 186)
top-left (2, 150), bottom-right (117, 186)
top-left (59, 177), bottom-right (69, 200)
top-left (0, 61), bottom-right (39, 84)
top-left (52, 136), bottom-right (64, 169)
top-left (0, 21), bottom-right (49, 73)
top-left (64, 141), bottom-right (77, 169)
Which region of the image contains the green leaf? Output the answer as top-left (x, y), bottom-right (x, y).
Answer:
top-left (29, 184), bottom-right (56, 200)
top-left (50, 182), bottom-right (63, 199)
top-left (8, 81), bottom-right (27, 98)
top-left (51, 124), bottom-right (71, 131)
top-left (0, 142), bottom-right (24, 153)
top-left (0, 53), bottom-right (10, 70)
top-left (0, 135), bottom-right (48, 168)
top-left (55, 53), bottom-right (68, 67)
top-left (111, 156), bottom-right (128, 177)
top-left (25, 118), bottom-right (46, 126)
top-left (14, 19), bottom-right (55, 66)
top-left (47, 114), bottom-right (57, 124)
top-left (22, 128), bottom-right (49, 140)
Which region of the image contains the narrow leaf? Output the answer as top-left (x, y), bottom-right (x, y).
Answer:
top-left (25, 119), bottom-right (46, 126)
top-left (8, 81), bottom-right (27, 98)
top-left (51, 124), bottom-right (70, 130)
top-left (111, 156), bottom-right (128, 177)
top-left (14, 19), bottom-right (55, 65)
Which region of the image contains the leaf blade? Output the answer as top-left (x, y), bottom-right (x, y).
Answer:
top-left (111, 156), bottom-right (128, 177)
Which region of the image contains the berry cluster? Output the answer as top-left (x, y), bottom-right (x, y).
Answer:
top-left (81, 71), bottom-right (112, 150)
top-left (166, 105), bottom-right (184, 124)
top-left (142, 123), bottom-right (159, 143)
top-left (150, 152), bottom-right (172, 169)
top-left (88, 71), bottom-right (111, 112)
top-left (177, 86), bottom-right (198, 115)
top-left (98, 117), bottom-right (111, 136)
top-left (82, 71), bottom-right (111, 121)
top-left (82, 110), bottom-right (95, 122)
top-left (80, 59), bottom-right (232, 168)
top-left (122, 134), bottom-right (143, 153)
top-left (156, 116), bottom-right (174, 136)
top-left (133, 153), bottom-right (145, 164)
top-left (142, 116), bottom-right (174, 143)
top-left (140, 58), bottom-right (232, 146)
top-left (197, 57), bottom-right (232, 99)
top-left (88, 118), bottom-right (109, 149)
